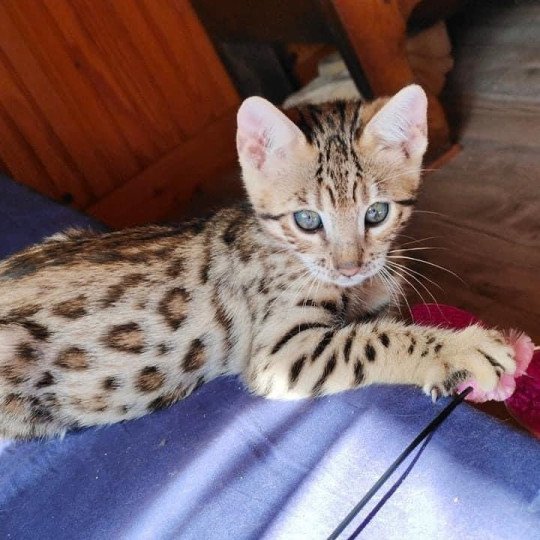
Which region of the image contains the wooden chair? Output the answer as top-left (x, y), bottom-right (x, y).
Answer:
top-left (193, 0), bottom-right (466, 159)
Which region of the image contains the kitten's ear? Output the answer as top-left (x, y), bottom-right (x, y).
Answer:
top-left (363, 85), bottom-right (428, 161)
top-left (237, 97), bottom-right (306, 172)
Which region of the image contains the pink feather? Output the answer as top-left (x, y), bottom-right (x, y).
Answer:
top-left (411, 304), bottom-right (539, 437)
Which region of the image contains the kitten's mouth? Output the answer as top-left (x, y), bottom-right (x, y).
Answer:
top-left (304, 259), bottom-right (385, 288)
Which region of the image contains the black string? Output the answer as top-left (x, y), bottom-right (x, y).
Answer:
top-left (327, 386), bottom-right (473, 540)
top-left (345, 433), bottom-right (434, 540)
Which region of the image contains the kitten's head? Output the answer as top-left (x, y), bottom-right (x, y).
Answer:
top-left (237, 85), bottom-right (428, 287)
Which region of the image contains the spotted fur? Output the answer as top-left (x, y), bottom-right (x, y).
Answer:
top-left (0, 87), bottom-right (516, 439)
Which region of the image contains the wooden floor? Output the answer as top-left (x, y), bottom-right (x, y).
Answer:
top-left (407, 0), bottom-right (540, 344)
top-left (404, 1), bottom-right (540, 426)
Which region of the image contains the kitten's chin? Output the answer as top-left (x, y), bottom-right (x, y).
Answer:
top-left (333, 275), bottom-right (369, 288)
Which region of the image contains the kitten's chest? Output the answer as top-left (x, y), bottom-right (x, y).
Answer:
top-left (252, 255), bottom-right (391, 323)
top-left (343, 278), bottom-right (393, 322)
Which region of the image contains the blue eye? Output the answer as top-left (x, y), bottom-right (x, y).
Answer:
top-left (293, 210), bottom-right (322, 232)
top-left (365, 202), bottom-right (389, 226)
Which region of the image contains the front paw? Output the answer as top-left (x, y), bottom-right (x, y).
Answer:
top-left (423, 325), bottom-right (516, 402)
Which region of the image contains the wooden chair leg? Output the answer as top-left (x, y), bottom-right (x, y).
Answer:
top-left (328, 0), bottom-right (451, 158)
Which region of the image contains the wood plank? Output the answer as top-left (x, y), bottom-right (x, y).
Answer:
top-left (192, 0), bottom-right (334, 43)
top-left (111, 0), bottom-right (207, 137)
top-left (0, 101), bottom-right (59, 200)
top-left (0, 2), bottom-right (116, 200)
top-left (87, 109), bottom-right (238, 228)
top-left (0, 0), bottom-right (239, 223)
top-left (0, 44), bottom-right (91, 204)
top-left (69, 0), bottom-right (182, 149)
top-left (3, 0), bottom-right (142, 188)
top-left (149, 0), bottom-right (239, 116)
top-left (42, 0), bottom-right (164, 166)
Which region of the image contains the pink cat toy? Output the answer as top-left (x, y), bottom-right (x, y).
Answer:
top-left (411, 303), bottom-right (539, 438)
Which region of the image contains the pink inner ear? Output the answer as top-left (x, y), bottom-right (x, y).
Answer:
top-left (237, 132), bottom-right (267, 170)
top-left (245, 141), bottom-right (266, 170)
top-left (236, 96), bottom-right (304, 171)
top-left (237, 98), bottom-right (276, 170)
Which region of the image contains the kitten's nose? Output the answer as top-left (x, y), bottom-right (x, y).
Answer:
top-left (337, 264), bottom-right (361, 277)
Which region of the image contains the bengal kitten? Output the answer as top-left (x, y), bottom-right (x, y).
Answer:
top-left (0, 85), bottom-right (515, 439)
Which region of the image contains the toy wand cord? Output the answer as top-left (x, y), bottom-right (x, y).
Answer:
top-left (327, 386), bottom-right (473, 540)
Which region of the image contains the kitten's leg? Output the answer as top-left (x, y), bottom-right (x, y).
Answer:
top-left (245, 315), bottom-right (516, 400)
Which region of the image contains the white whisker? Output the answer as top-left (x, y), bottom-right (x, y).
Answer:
top-left (389, 246), bottom-right (445, 254)
top-left (413, 209), bottom-right (449, 218)
top-left (387, 265), bottom-right (430, 308)
top-left (378, 270), bottom-right (403, 317)
top-left (381, 267), bottom-right (412, 320)
top-left (386, 255), bottom-right (467, 285)
top-left (387, 260), bottom-right (444, 292)
top-left (387, 262), bottom-right (439, 304)
top-left (396, 236), bottom-right (442, 247)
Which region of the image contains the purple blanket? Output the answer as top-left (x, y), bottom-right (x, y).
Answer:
top-left (1, 176), bottom-right (539, 539)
